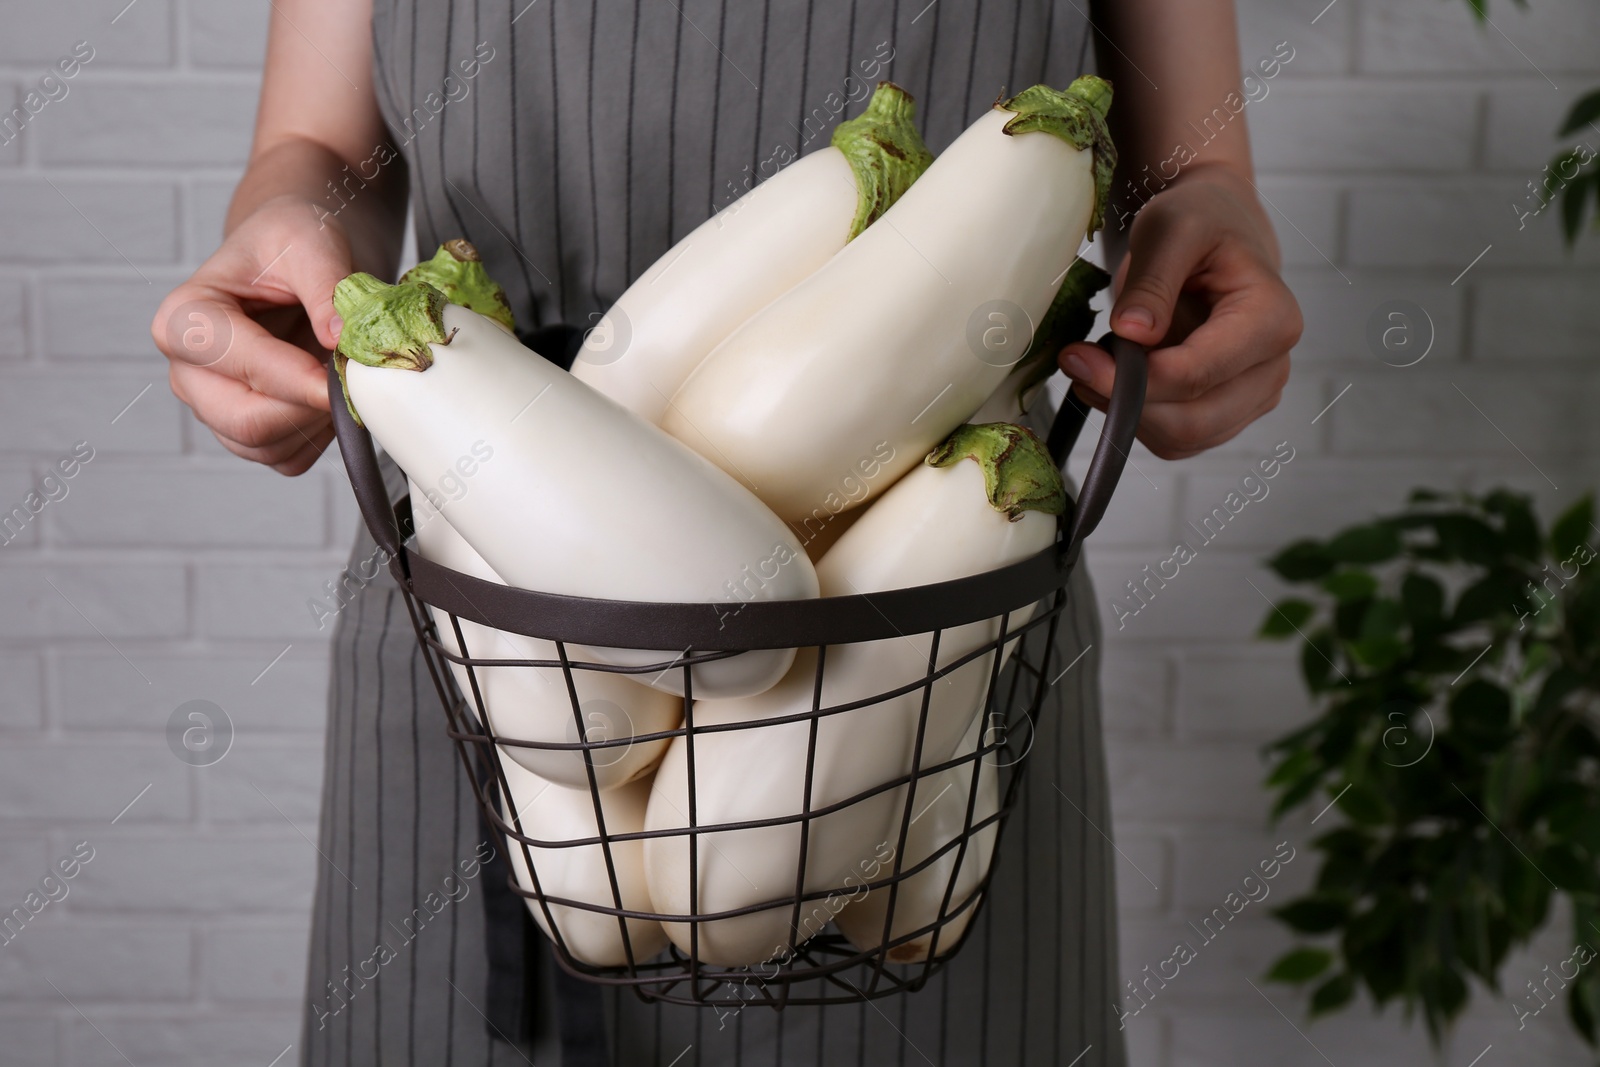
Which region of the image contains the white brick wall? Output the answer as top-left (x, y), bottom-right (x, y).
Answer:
top-left (0, 1), bottom-right (1593, 1065)
top-left (0, 3), bottom-right (332, 1064)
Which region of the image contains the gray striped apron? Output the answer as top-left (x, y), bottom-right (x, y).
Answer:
top-left (303, 3), bottom-right (1124, 1064)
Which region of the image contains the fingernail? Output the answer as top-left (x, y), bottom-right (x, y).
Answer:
top-left (1063, 353), bottom-right (1091, 381)
top-left (1118, 306), bottom-right (1155, 333)
top-left (329, 314), bottom-right (343, 339)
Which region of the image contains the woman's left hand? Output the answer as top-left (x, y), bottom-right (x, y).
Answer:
top-left (1059, 163), bottom-right (1303, 461)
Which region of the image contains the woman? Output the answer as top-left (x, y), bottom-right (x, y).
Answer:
top-left (153, 2), bottom-right (1300, 1063)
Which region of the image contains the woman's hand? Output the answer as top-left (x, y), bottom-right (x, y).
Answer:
top-left (151, 196), bottom-right (352, 475)
top-left (1059, 164), bottom-right (1302, 461)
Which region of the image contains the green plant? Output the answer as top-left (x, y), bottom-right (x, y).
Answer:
top-left (1454, 0), bottom-right (1600, 242)
top-left (1258, 488), bottom-right (1600, 1045)
top-left (1547, 93), bottom-right (1600, 243)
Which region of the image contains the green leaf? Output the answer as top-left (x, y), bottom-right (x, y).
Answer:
top-left (1483, 488), bottom-right (1542, 561)
top-left (1558, 88), bottom-right (1600, 137)
top-left (1337, 782), bottom-right (1392, 827)
top-left (1359, 598), bottom-right (1406, 643)
top-left (1259, 598), bottom-right (1315, 638)
top-left (1272, 771), bottom-right (1327, 820)
top-left (1540, 786), bottom-right (1593, 838)
top-left (1428, 965), bottom-right (1470, 1028)
top-left (1301, 627), bottom-right (1341, 692)
top-left (1540, 843), bottom-right (1597, 894)
top-left (1312, 828), bottom-right (1374, 894)
top-left (1266, 747), bottom-right (1320, 789)
top-left (1266, 946), bottom-right (1333, 984)
top-left (1275, 895), bottom-right (1350, 934)
top-left (1326, 523), bottom-right (1403, 565)
top-left (1313, 826), bottom-right (1373, 857)
top-left (1569, 974), bottom-right (1600, 1044)
top-left (1349, 913), bottom-right (1408, 1004)
top-left (1451, 570), bottom-right (1526, 626)
top-left (1314, 712), bottom-right (1362, 768)
top-left (1351, 598), bottom-right (1407, 668)
top-left (1400, 572), bottom-right (1446, 631)
top-left (1334, 598), bottom-right (1370, 641)
top-left (1561, 174), bottom-right (1592, 245)
top-left (1449, 679), bottom-right (1512, 749)
top-left (1550, 494), bottom-right (1596, 561)
top-left (1532, 666), bottom-right (1585, 721)
top-left (1345, 895), bottom-right (1403, 954)
top-left (1310, 971), bottom-right (1357, 1016)
top-left (1269, 540), bottom-right (1336, 582)
top-left (1504, 859), bottom-right (1552, 936)
top-left (1432, 514), bottom-right (1503, 566)
top-left (1350, 636), bottom-right (1406, 671)
top-left (1322, 570), bottom-right (1379, 601)
top-left (1520, 640), bottom-right (1554, 681)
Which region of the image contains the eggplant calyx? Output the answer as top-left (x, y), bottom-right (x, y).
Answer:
top-left (400, 239), bottom-right (517, 332)
top-left (926, 423), bottom-right (1067, 521)
top-left (332, 273), bottom-right (454, 422)
top-left (997, 76), bottom-right (1118, 236)
top-left (334, 273), bottom-right (450, 372)
top-left (831, 81), bottom-right (935, 241)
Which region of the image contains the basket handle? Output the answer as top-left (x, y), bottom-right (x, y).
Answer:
top-left (328, 362), bottom-right (408, 576)
top-left (1045, 333), bottom-right (1148, 553)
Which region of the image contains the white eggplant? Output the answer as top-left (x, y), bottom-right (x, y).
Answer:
top-left (409, 480), bottom-right (679, 790)
top-left (663, 79), bottom-right (1114, 525)
top-left (834, 714), bottom-right (998, 962)
top-left (573, 83), bottom-right (932, 424)
top-left (333, 253), bottom-right (820, 700)
top-left (643, 425), bottom-right (1064, 965)
top-left (968, 257), bottom-right (1110, 425)
top-left (495, 758), bottom-right (668, 967)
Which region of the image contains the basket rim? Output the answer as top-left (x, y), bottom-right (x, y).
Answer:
top-left (395, 501), bottom-right (1078, 650)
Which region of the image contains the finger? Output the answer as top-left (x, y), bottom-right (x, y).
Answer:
top-left (1061, 269), bottom-right (1299, 406)
top-left (209, 426), bottom-right (322, 467)
top-left (219, 313), bottom-right (334, 412)
top-left (270, 425), bottom-right (336, 476)
top-left (210, 421), bottom-right (333, 470)
top-left (154, 289), bottom-right (332, 413)
top-left (195, 210), bottom-right (354, 350)
top-left (1135, 274), bottom-right (1301, 405)
top-left (153, 291), bottom-right (242, 369)
top-left (171, 361), bottom-right (331, 449)
top-left (1108, 209), bottom-right (1217, 345)
top-left (1065, 354), bottom-right (1289, 460)
top-left (1130, 354), bottom-right (1290, 460)
top-left (246, 231), bottom-right (353, 351)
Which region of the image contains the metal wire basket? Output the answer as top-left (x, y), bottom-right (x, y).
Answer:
top-left (328, 335), bottom-right (1146, 1009)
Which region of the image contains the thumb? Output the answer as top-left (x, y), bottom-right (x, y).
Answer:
top-left (275, 243), bottom-right (350, 350)
top-left (1110, 213), bottom-right (1214, 346)
top-left (253, 222), bottom-right (355, 352)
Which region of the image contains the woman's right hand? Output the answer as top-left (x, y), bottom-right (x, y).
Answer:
top-left (152, 195), bottom-right (353, 475)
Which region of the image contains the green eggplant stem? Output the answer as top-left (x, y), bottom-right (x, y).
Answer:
top-left (997, 76), bottom-right (1118, 236)
top-left (926, 423), bottom-right (1067, 521)
top-left (400, 239), bottom-right (516, 331)
top-left (331, 273), bottom-right (454, 423)
top-left (831, 82), bottom-right (935, 241)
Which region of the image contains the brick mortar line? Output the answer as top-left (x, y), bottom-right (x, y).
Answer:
top-left (0, 68), bottom-right (262, 83)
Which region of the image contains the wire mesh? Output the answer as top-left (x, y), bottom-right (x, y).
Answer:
top-left (393, 529), bottom-right (1072, 1008)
